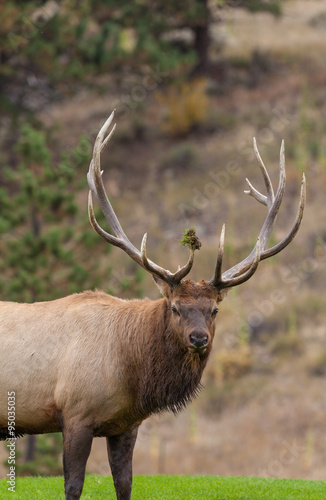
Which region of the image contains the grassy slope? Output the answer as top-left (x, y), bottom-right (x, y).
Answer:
top-left (0, 475), bottom-right (325, 499)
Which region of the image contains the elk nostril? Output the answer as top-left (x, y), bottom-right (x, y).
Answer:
top-left (189, 334), bottom-right (208, 349)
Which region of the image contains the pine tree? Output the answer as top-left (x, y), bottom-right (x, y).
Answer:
top-left (0, 0), bottom-right (282, 94)
top-left (0, 124), bottom-right (105, 303)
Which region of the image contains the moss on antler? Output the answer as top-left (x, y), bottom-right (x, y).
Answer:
top-left (180, 227), bottom-right (202, 251)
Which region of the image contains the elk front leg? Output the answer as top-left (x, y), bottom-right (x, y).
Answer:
top-left (62, 424), bottom-right (93, 500)
top-left (107, 427), bottom-right (139, 500)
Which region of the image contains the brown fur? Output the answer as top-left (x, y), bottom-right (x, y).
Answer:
top-left (0, 279), bottom-right (224, 499)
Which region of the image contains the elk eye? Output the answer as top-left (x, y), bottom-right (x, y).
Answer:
top-left (212, 307), bottom-right (219, 317)
top-left (171, 305), bottom-right (180, 316)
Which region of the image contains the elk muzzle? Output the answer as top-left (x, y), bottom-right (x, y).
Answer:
top-left (189, 331), bottom-right (208, 350)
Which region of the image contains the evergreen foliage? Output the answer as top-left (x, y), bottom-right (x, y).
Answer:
top-left (0, 0), bottom-right (282, 104)
top-left (0, 124), bottom-right (104, 303)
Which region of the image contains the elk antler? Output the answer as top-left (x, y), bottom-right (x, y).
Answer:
top-left (87, 111), bottom-right (195, 289)
top-left (209, 138), bottom-right (306, 290)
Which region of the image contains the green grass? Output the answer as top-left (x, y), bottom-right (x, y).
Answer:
top-left (0, 475), bottom-right (325, 499)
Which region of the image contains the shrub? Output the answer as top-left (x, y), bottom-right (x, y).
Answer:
top-left (213, 345), bottom-right (253, 382)
top-left (158, 143), bottom-right (198, 175)
top-left (307, 351), bottom-right (326, 377)
top-left (156, 78), bottom-right (209, 136)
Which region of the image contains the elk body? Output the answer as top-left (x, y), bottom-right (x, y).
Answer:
top-left (0, 112), bottom-right (306, 500)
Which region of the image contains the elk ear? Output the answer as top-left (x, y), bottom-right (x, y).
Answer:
top-left (153, 276), bottom-right (172, 299)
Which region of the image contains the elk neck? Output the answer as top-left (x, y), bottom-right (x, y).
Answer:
top-left (123, 297), bottom-right (212, 419)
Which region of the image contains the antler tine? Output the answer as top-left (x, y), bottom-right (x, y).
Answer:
top-left (253, 137), bottom-right (275, 207)
top-left (172, 248), bottom-right (195, 284)
top-left (141, 233), bottom-right (172, 283)
top-left (216, 238), bottom-right (261, 289)
top-left (244, 178), bottom-right (268, 206)
top-left (255, 140), bottom-right (286, 251)
top-left (209, 139), bottom-right (305, 290)
top-left (239, 139), bottom-right (285, 262)
top-left (88, 113), bottom-right (196, 288)
top-left (243, 138), bottom-right (276, 209)
top-left (141, 233), bottom-right (195, 287)
top-left (260, 171), bottom-right (306, 261)
top-left (210, 224), bottom-right (225, 285)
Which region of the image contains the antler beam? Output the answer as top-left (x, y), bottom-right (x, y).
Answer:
top-left (209, 139), bottom-right (306, 290)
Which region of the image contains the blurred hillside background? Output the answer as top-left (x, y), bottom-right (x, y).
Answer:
top-left (0, 0), bottom-right (326, 482)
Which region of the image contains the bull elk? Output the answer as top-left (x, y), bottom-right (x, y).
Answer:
top-left (0, 111), bottom-right (306, 500)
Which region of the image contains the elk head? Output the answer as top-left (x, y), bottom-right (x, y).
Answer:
top-left (87, 111), bottom-right (306, 350)
top-left (153, 278), bottom-right (222, 354)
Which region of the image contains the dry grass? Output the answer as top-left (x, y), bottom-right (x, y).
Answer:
top-left (83, 360), bottom-right (326, 480)
top-left (219, 0), bottom-right (326, 65)
top-left (210, 345), bottom-right (253, 382)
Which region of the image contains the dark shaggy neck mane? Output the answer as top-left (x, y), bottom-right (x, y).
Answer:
top-left (131, 300), bottom-right (211, 418)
